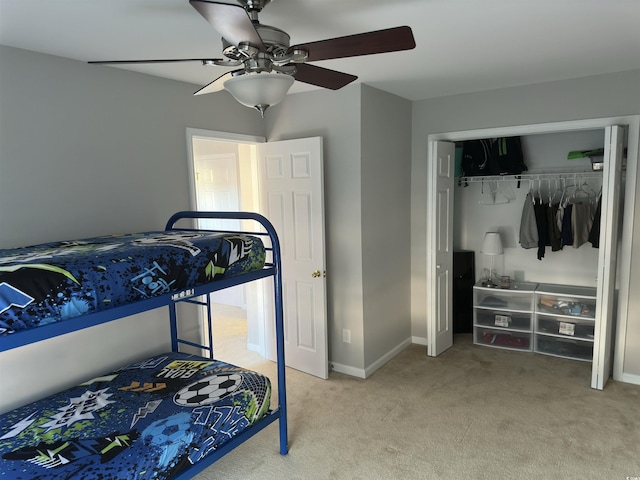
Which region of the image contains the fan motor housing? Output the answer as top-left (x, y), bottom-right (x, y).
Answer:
top-left (256, 23), bottom-right (290, 55)
top-left (222, 23), bottom-right (290, 59)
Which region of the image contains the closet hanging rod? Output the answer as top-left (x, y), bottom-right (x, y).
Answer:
top-left (458, 171), bottom-right (603, 184)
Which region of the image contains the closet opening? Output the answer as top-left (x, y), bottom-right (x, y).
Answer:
top-left (427, 116), bottom-right (639, 390)
top-left (453, 129), bottom-right (604, 346)
top-left (453, 130), bottom-right (607, 342)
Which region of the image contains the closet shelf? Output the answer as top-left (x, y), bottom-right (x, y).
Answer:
top-left (458, 171), bottom-right (602, 184)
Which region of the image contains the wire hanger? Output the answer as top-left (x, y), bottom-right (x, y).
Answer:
top-left (573, 180), bottom-right (597, 201)
top-left (479, 180), bottom-right (511, 204)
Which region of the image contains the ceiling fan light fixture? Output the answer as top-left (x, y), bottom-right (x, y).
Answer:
top-left (224, 72), bottom-right (294, 117)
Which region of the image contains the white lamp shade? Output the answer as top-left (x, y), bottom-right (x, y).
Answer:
top-left (481, 232), bottom-right (503, 255)
top-left (224, 73), bottom-right (294, 113)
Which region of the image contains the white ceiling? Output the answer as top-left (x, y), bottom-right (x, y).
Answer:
top-left (1, 0), bottom-right (639, 101)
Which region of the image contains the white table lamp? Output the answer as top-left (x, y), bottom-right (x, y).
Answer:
top-left (481, 232), bottom-right (503, 287)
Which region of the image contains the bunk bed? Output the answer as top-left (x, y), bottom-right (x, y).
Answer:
top-left (0, 211), bottom-right (288, 480)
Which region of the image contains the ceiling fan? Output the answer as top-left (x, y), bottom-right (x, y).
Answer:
top-left (90, 0), bottom-right (416, 116)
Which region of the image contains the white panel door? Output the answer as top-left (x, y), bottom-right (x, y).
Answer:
top-left (592, 125), bottom-right (624, 390)
top-left (257, 137), bottom-right (328, 379)
top-left (428, 141), bottom-right (455, 356)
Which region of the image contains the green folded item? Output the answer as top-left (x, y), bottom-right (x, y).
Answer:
top-left (567, 148), bottom-right (604, 160)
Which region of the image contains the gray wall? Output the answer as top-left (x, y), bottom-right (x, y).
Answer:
top-left (266, 84), bottom-right (413, 374)
top-left (410, 69), bottom-right (640, 378)
top-left (360, 85), bottom-right (412, 368)
top-left (266, 86), bottom-right (366, 370)
top-left (0, 46), bottom-right (264, 247)
top-left (0, 46), bottom-right (265, 412)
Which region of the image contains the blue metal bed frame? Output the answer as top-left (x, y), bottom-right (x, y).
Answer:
top-left (0, 211), bottom-right (288, 478)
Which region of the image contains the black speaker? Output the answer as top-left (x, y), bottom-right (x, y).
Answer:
top-left (453, 250), bottom-right (475, 334)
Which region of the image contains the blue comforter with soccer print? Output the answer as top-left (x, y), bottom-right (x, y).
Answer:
top-left (0, 231), bottom-right (265, 335)
top-left (0, 351), bottom-right (271, 479)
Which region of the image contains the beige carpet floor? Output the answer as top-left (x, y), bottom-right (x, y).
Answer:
top-left (196, 307), bottom-right (640, 480)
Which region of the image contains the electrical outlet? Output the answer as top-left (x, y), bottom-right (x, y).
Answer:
top-left (342, 328), bottom-right (351, 344)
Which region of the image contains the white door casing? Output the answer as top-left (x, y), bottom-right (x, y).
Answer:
top-left (257, 137), bottom-right (329, 379)
top-left (186, 130), bottom-right (329, 379)
top-left (592, 125), bottom-right (624, 389)
top-left (427, 141), bottom-right (455, 357)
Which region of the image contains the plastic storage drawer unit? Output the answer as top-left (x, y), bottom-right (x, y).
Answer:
top-left (473, 282), bottom-right (536, 352)
top-left (534, 284), bottom-right (597, 362)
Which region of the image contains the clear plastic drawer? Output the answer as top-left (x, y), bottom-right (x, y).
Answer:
top-left (535, 284), bottom-right (596, 319)
top-left (474, 327), bottom-right (532, 351)
top-left (535, 335), bottom-right (594, 362)
top-left (474, 289), bottom-right (534, 312)
top-left (474, 309), bottom-right (531, 332)
top-left (536, 315), bottom-right (595, 341)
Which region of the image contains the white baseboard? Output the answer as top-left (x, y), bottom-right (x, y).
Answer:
top-left (333, 337), bottom-right (640, 387)
top-left (620, 372), bottom-right (640, 386)
top-left (412, 336), bottom-right (428, 346)
top-left (364, 338), bottom-right (412, 378)
top-left (246, 342), bottom-right (264, 356)
top-left (331, 337), bottom-right (413, 379)
top-left (330, 362), bottom-right (366, 379)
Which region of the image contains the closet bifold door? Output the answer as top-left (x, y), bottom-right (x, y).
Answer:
top-left (428, 141), bottom-right (455, 356)
top-left (591, 125), bottom-right (624, 390)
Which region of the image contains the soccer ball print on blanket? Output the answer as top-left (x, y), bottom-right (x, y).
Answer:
top-left (0, 352), bottom-right (271, 479)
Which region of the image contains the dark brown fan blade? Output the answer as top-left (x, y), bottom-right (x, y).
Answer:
top-left (189, 0), bottom-right (265, 50)
top-left (89, 58), bottom-right (224, 65)
top-left (194, 70), bottom-right (241, 96)
top-left (290, 26), bottom-right (415, 62)
top-left (293, 63), bottom-right (357, 90)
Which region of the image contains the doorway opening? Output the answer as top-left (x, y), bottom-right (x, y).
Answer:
top-left (185, 129), bottom-right (330, 379)
top-left (186, 128), bottom-right (269, 369)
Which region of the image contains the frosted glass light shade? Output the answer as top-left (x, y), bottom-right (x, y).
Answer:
top-left (481, 232), bottom-right (503, 256)
top-left (224, 72), bottom-right (294, 117)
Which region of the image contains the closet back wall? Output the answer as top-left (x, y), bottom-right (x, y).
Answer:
top-left (454, 129), bottom-right (605, 287)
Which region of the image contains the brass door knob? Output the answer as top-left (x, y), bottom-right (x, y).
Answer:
top-left (312, 270), bottom-right (321, 278)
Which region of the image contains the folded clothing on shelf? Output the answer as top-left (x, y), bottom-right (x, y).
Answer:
top-left (483, 332), bottom-right (529, 349)
top-left (538, 296), bottom-right (595, 318)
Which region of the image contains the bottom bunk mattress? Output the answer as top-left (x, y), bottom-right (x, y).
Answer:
top-left (0, 352), bottom-right (271, 479)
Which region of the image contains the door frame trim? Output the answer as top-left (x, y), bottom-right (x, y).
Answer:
top-left (426, 115), bottom-right (640, 385)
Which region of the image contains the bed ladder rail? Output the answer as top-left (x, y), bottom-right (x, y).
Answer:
top-left (168, 292), bottom-right (214, 358)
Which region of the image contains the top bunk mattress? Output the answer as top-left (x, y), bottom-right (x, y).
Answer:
top-left (0, 231), bottom-right (265, 335)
